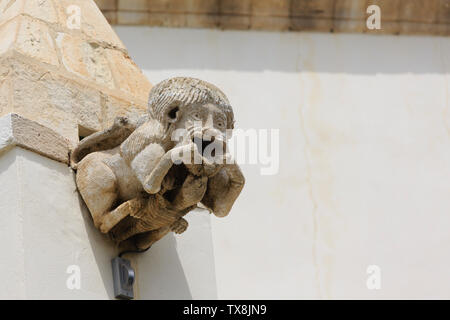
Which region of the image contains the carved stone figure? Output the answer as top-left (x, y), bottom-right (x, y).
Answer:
top-left (70, 77), bottom-right (245, 252)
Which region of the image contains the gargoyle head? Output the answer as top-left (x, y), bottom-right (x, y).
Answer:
top-left (148, 77), bottom-right (235, 155)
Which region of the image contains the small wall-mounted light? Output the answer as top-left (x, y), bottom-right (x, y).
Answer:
top-left (111, 257), bottom-right (135, 299)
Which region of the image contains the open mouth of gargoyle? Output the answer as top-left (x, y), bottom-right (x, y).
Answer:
top-left (193, 136), bottom-right (217, 157)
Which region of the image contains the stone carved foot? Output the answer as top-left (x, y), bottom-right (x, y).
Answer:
top-left (172, 174), bottom-right (208, 210)
top-left (170, 218), bottom-right (188, 234)
top-left (99, 197), bottom-right (146, 233)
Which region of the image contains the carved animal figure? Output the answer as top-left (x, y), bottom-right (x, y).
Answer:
top-left (70, 77), bottom-right (245, 251)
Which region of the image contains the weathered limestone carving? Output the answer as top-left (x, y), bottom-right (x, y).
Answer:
top-left (71, 77), bottom-right (245, 251)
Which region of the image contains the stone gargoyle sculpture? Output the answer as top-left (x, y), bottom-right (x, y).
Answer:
top-left (70, 77), bottom-right (245, 252)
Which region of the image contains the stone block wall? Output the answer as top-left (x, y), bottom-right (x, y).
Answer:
top-left (95, 0), bottom-right (450, 36)
top-left (0, 0), bottom-right (152, 146)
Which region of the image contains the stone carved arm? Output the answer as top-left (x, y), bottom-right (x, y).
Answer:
top-left (201, 159), bottom-right (245, 217)
top-left (70, 116), bottom-right (141, 169)
top-left (119, 119), bottom-right (167, 188)
top-left (143, 143), bottom-right (198, 194)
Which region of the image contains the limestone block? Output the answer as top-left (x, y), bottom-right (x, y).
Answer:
top-left (105, 49), bottom-right (152, 104)
top-left (14, 16), bottom-right (59, 67)
top-left (53, 0), bottom-right (125, 50)
top-left (148, 13), bottom-right (187, 27)
top-left (334, 19), bottom-right (366, 34)
top-left (118, 0), bottom-right (150, 11)
top-left (185, 13), bottom-right (219, 29)
top-left (55, 32), bottom-right (90, 78)
top-left (0, 19), bottom-right (18, 56)
top-left (0, 0), bottom-right (151, 147)
top-left (0, 80), bottom-right (10, 115)
top-left (42, 73), bottom-right (103, 135)
top-left (437, 0), bottom-right (450, 23)
top-left (0, 0), bottom-right (57, 27)
top-left (251, 16), bottom-right (290, 31)
top-left (148, 0), bottom-right (219, 14)
top-left (251, 0), bottom-right (290, 17)
top-left (0, 53), bottom-right (147, 145)
top-left (148, 0), bottom-right (182, 13)
top-left (0, 113), bottom-right (70, 164)
top-left (22, 0), bottom-right (58, 23)
top-left (369, 21), bottom-right (400, 35)
top-left (290, 17), bottom-right (334, 32)
top-left (102, 10), bottom-right (118, 24)
top-left (184, 0), bottom-right (219, 14)
top-left (219, 0), bottom-right (252, 15)
top-left (5, 58), bottom-right (77, 143)
top-left (399, 0), bottom-right (439, 23)
top-left (0, 0), bottom-right (22, 26)
top-left (94, 0), bottom-right (117, 11)
top-left (398, 21), bottom-right (448, 36)
top-left (290, 0), bottom-right (335, 18)
top-left (334, 0), bottom-right (368, 19)
top-left (100, 94), bottom-right (144, 129)
top-left (102, 0), bottom-right (449, 36)
top-left (1, 56), bottom-right (103, 144)
top-left (56, 32), bottom-right (115, 89)
top-left (371, 0), bottom-right (401, 21)
top-left (219, 15), bottom-right (251, 30)
top-left (117, 11), bottom-right (150, 25)
top-left (0, 16), bottom-right (59, 67)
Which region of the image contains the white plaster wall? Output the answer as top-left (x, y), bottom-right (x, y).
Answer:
top-left (0, 147), bottom-right (217, 299)
top-left (114, 26), bottom-right (450, 299)
top-left (0, 147), bottom-right (118, 299)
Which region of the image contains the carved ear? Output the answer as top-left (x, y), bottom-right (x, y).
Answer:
top-left (167, 105), bottom-right (179, 123)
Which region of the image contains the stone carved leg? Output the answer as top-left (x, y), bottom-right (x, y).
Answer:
top-left (76, 154), bottom-right (118, 230)
top-left (112, 173), bottom-right (207, 250)
top-left (108, 194), bottom-right (178, 243)
top-left (99, 196), bottom-right (147, 233)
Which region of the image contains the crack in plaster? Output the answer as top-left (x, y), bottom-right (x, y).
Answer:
top-left (296, 40), bottom-right (322, 299)
top-left (438, 38), bottom-right (450, 138)
top-left (298, 100), bottom-right (322, 299)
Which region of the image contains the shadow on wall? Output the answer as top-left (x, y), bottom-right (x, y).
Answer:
top-left (132, 234), bottom-right (193, 300)
top-left (114, 26), bottom-right (449, 75)
top-left (77, 195), bottom-right (117, 299)
top-left (78, 189), bottom-right (193, 299)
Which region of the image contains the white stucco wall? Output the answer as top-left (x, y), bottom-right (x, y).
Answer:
top-left (0, 146), bottom-right (217, 299)
top-left (114, 26), bottom-right (450, 299)
top-left (0, 147), bottom-right (116, 299)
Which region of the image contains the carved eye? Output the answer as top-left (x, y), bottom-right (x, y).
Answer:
top-left (192, 112), bottom-right (201, 120)
top-left (168, 106), bottom-right (179, 122)
top-left (217, 121), bottom-right (225, 128)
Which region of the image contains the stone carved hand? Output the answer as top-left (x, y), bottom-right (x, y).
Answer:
top-left (171, 174), bottom-right (208, 211)
top-left (201, 155), bottom-right (245, 218)
top-left (170, 218), bottom-right (188, 234)
top-left (143, 143), bottom-right (200, 194)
